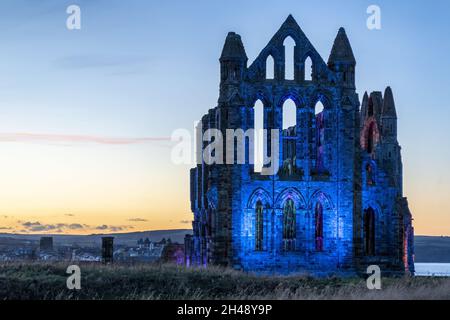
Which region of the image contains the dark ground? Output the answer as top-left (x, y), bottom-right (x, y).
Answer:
top-left (0, 262), bottom-right (448, 300)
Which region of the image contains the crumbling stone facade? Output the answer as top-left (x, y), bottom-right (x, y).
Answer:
top-left (185, 16), bottom-right (414, 276)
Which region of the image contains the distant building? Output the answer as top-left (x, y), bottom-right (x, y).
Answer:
top-left (102, 237), bottom-right (114, 264)
top-left (114, 243), bottom-right (165, 263)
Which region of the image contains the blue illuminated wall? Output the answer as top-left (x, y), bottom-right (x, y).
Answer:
top-left (185, 16), bottom-right (414, 276)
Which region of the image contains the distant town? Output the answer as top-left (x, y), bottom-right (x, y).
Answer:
top-left (0, 230), bottom-right (190, 264)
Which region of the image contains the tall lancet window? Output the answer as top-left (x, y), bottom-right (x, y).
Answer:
top-left (281, 98), bottom-right (297, 176)
top-left (364, 207), bottom-right (376, 256)
top-left (315, 101), bottom-right (325, 173)
top-left (283, 198), bottom-right (296, 251)
top-left (304, 56), bottom-right (313, 81)
top-left (315, 202), bottom-right (324, 251)
top-left (255, 201), bottom-right (264, 251)
top-left (283, 36), bottom-right (295, 80)
top-left (265, 55), bottom-right (274, 79)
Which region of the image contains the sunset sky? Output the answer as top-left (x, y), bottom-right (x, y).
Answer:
top-left (0, 0), bottom-right (449, 236)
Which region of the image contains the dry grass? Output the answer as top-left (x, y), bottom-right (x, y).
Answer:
top-left (0, 262), bottom-right (448, 300)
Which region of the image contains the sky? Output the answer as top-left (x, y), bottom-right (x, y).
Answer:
top-left (0, 0), bottom-right (449, 235)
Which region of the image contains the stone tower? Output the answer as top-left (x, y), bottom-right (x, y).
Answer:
top-left (185, 16), bottom-right (414, 276)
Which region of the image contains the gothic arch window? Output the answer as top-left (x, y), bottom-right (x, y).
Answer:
top-left (366, 163), bottom-right (375, 186)
top-left (283, 198), bottom-right (296, 251)
top-left (266, 55), bottom-right (274, 79)
top-left (283, 36), bottom-right (296, 80)
top-left (315, 202), bottom-right (324, 251)
top-left (304, 56), bottom-right (313, 81)
top-left (282, 98), bottom-right (296, 130)
top-left (315, 101), bottom-right (325, 172)
top-left (282, 99), bottom-right (297, 174)
top-left (367, 122), bottom-right (375, 154)
top-left (253, 100), bottom-right (264, 172)
top-left (255, 200), bottom-right (264, 251)
top-left (364, 207), bottom-right (376, 256)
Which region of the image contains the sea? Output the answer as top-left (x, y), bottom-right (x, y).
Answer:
top-left (414, 263), bottom-right (450, 277)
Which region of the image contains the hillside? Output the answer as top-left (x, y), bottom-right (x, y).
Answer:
top-left (415, 236), bottom-right (450, 262)
top-left (0, 229), bottom-right (192, 247)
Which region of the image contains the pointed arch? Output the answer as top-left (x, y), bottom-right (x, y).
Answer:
top-left (278, 92), bottom-right (304, 109)
top-left (283, 36), bottom-right (296, 80)
top-left (275, 187), bottom-right (306, 209)
top-left (310, 91), bottom-right (332, 110)
top-left (247, 187), bottom-right (272, 209)
top-left (315, 101), bottom-right (324, 115)
top-left (265, 55), bottom-right (275, 79)
top-left (309, 190), bottom-right (334, 210)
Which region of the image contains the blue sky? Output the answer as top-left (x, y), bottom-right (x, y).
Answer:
top-left (0, 0), bottom-right (449, 235)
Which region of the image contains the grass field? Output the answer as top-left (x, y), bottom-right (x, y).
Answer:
top-left (0, 262), bottom-right (449, 300)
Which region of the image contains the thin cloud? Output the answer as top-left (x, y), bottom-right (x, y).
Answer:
top-left (0, 132), bottom-right (171, 145)
top-left (67, 224), bottom-right (84, 230)
top-left (109, 226), bottom-right (123, 232)
top-left (17, 221), bottom-right (134, 234)
top-left (21, 221), bottom-right (87, 232)
top-left (128, 218), bottom-right (148, 222)
top-left (95, 225), bottom-right (134, 232)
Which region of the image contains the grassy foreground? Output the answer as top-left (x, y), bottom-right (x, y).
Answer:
top-left (0, 262), bottom-right (449, 300)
